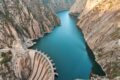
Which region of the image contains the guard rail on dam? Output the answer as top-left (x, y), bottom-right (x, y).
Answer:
top-left (28, 50), bottom-right (57, 80)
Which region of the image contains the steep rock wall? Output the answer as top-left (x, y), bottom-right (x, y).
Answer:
top-left (0, 0), bottom-right (60, 49)
top-left (70, 0), bottom-right (87, 16)
top-left (70, 0), bottom-right (103, 16)
top-left (70, 0), bottom-right (120, 79)
top-left (0, 0), bottom-right (60, 79)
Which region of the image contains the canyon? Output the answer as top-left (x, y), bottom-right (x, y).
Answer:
top-left (32, 11), bottom-right (93, 80)
top-left (0, 0), bottom-right (120, 80)
top-left (70, 0), bottom-right (120, 79)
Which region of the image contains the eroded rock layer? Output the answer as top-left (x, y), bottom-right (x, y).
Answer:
top-left (70, 0), bottom-right (120, 79)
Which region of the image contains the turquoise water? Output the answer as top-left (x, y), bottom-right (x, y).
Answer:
top-left (32, 11), bottom-right (92, 80)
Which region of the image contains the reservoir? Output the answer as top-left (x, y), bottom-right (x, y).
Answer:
top-left (32, 11), bottom-right (92, 80)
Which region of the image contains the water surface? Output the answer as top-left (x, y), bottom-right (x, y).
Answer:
top-left (32, 11), bottom-right (92, 80)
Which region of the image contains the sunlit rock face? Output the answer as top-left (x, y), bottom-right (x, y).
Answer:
top-left (0, 0), bottom-right (59, 79)
top-left (70, 0), bottom-right (120, 79)
top-left (70, 0), bottom-right (87, 16)
top-left (78, 0), bottom-right (103, 18)
top-left (0, 0), bottom-right (60, 49)
top-left (70, 0), bottom-right (103, 16)
top-left (41, 0), bottom-right (75, 12)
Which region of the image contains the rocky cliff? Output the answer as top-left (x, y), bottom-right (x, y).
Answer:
top-left (70, 0), bottom-right (120, 79)
top-left (42, 0), bottom-right (75, 12)
top-left (0, 0), bottom-right (60, 79)
top-left (70, 0), bottom-right (103, 16)
top-left (0, 0), bottom-right (60, 49)
top-left (70, 0), bottom-right (87, 16)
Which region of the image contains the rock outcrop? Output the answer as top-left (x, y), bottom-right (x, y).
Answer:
top-left (70, 0), bottom-right (120, 79)
top-left (42, 0), bottom-right (75, 12)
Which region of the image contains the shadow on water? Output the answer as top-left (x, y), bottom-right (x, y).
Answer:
top-left (85, 43), bottom-right (106, 76)
top-left (69, 13), bottom-right (106, 76)
top-left (79, 28), bottom-right (106, 76)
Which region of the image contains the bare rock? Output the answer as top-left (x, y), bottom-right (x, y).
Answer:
top-left (70, 0), bottom-right (120, 79)
top-left (0, 0), bottom-right (60, 49)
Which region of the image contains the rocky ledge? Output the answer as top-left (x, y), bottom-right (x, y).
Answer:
top-left (70, 0), bottom-right (120, 79)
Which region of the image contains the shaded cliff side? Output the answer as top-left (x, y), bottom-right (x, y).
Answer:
top-left (42, 0), bottom-right (75, 12)
top-left (0, 0), bottom-right (60, 49)
top-left (70, 0), bottom-right (120, 79)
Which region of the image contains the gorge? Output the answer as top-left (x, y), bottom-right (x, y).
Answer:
top-left (0, 0), bottom-right (120, 80)
top-left (32, 11), bottom-right (93, 80)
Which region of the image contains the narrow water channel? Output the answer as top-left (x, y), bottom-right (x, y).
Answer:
top-left (32, 11), bottom-right (92, 80)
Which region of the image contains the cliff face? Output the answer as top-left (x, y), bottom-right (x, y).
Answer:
top-left (0, 0), bottom-right (59, 79)
top-left (70, 0), bottom-right (120, 79)
top-left (42, 0), bottom-right (75, 12)
top-left (70, 0), bottom-right (103, 16)
top-left (0, 0), bottom-right (60, 49)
